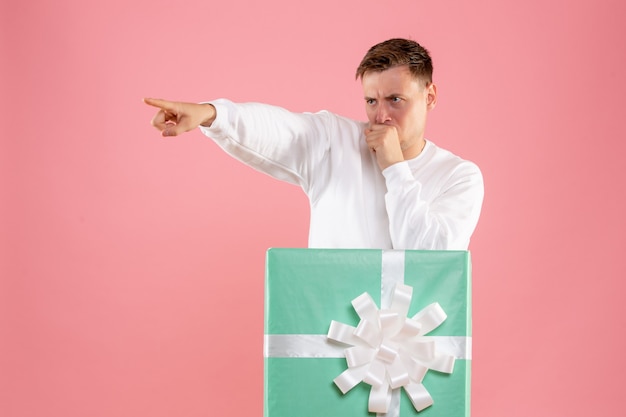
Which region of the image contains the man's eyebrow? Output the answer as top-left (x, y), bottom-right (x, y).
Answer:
top-left (363, 94), bottom-right (403, 101)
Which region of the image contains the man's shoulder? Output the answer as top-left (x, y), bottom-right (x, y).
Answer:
top-left (314, 110), bottom-right (366, 128)
top-left (307, 111), bottom-right (367, 145)
top-left (419, 141), bottom-right (482, 180)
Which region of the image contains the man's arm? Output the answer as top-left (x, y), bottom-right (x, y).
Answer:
top-left (145, 98), bottom-right (343, 190)
top-left (383, 158), bottom-right (484, 250)
top-left (363, 123), bottom-right (483, 250)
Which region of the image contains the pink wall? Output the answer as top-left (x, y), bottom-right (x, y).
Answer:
top-left (2, 0), bottom-right (625, 416)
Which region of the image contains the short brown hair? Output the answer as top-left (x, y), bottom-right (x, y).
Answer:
top-left (355, 38), bottom-right (433, 85)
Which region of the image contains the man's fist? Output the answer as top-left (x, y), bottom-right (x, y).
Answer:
top-left (364, 124), bottom-right (405, 170)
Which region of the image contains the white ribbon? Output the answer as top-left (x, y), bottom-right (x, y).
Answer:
top-left (327, 282), bottom-right (456, 414)
top-left (263, 250), bottom-right (469, 416)
top-left (264, 334), bottom-right (346, 357)
top-left (265, 335), bottom-right (470, 360)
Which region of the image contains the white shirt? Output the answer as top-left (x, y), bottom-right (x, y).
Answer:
top-left (200, 99), bottom-right (484, 250)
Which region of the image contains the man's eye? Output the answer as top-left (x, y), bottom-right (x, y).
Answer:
top-left (366, 99), bottom-right (376, 105)
top-left (391, 97), bottom-right (401, 103)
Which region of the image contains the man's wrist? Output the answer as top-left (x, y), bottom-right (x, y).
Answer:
top-left (200, 103), bottom-right (217, 127)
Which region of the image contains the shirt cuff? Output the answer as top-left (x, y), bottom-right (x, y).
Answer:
top-left (382, 161), bottom-right (414, 190)
top-left (198, 98), bottom-right (232, 136)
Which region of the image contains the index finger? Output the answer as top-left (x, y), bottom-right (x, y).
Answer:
top-left (367, 123), bottom-right (391, 131)
top-left (143, 97), bottom-right (177, 112)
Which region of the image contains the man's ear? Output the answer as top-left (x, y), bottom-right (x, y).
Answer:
top-left (426, 83), bottom-right (438, 110)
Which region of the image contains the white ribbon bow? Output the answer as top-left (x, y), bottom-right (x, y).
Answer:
top-left (327, 283), bottom-right (455, 414)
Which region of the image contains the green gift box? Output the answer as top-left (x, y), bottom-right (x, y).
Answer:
top-left (264, 249), bottom-right (472, 417)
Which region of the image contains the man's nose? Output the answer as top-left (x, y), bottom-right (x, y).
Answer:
top-left (375, 104), bottom-right (391, 124)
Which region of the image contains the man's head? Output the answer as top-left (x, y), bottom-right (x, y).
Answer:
top-left (356, 38), bottom-right (433, 86)
top-left (357, 38), bottom-right (437, 162)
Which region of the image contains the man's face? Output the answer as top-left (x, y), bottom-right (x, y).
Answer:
top-left (361, 65), bottom-right (437, 159)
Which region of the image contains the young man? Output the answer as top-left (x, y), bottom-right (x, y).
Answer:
top-left (144, 38), bottom-right (484, 250)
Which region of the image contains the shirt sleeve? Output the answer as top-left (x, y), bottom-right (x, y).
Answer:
top-left (198, 99), bottom-right (333, 192)
top-left (382, 159), bottom-right (484, 250)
